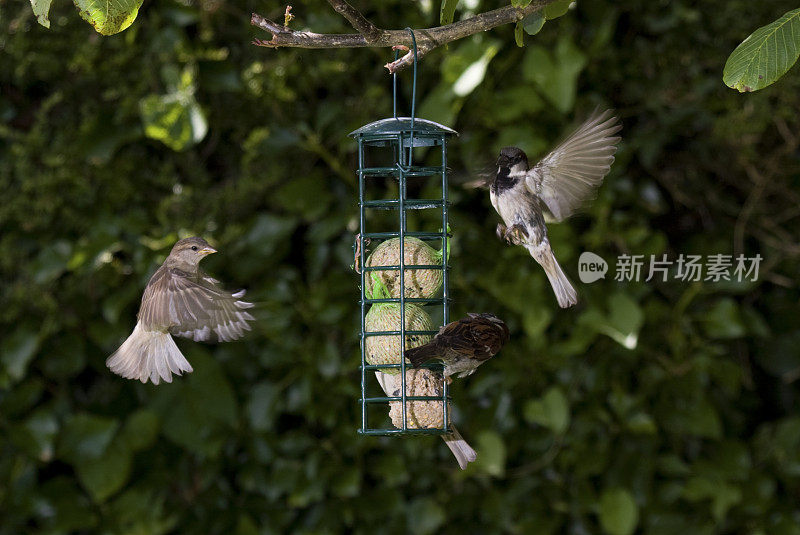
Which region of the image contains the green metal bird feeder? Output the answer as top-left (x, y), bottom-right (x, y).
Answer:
top-left (352, 30), bottom-right (458, 436)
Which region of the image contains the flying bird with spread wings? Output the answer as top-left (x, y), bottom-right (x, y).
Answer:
top-left (473, 109), bottom-right (621, 307)
top-left (107, 237), bottom-right (254, 385)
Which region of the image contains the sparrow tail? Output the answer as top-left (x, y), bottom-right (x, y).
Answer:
top-left (405, 342), bottom-right (441, 367)
top-left (527, 244), bottom-right (578, 308)
top-left (106, 322), bottom-right (193, 385)
top-left (441, 425), bottom-right (477, 470)
top-left (374, 371), bottom-right (477, 470)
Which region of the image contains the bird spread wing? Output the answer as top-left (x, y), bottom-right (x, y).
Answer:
top-left (526, 109), bottom-right (622, 221)
top-left (461, 171), bottom-right (494, 190)
top-left (138, 267), bottom-right (255, 342)
top-left (458, 162), bottom-right (497, 190)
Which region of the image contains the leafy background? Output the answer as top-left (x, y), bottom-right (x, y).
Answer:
top-left (2, 1), bottom-right (800, 533)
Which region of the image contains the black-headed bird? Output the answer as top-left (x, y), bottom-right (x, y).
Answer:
top-left (107, 237), bottom-right (254, 385)
top-left (485, 109), bottom-right (621, 307)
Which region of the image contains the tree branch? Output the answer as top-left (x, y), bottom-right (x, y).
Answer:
top-left (251, 1), bottom-right (558, 73)
top-left (325, 0), bottom-right (384, 43)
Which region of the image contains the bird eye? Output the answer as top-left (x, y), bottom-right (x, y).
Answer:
top-left (191, 246), bottom-right (198, 251)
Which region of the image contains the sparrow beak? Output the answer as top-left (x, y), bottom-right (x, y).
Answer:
top-left (199, 247), bottom-right (217, 256)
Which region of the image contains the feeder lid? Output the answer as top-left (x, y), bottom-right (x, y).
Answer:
top-left (349, 117), bottom-right (458, 138)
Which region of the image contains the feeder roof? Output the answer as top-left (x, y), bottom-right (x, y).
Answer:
top-left (349, 117), bottom-right (458, 138)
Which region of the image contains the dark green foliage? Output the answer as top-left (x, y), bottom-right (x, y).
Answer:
top-left (2, 1), bottom-right (800, 533)
top-left (724, 8), bottom-right (800, 92)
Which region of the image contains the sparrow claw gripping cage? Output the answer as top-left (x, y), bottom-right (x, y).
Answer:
top-left (352, 30), bottom-right (457, 436)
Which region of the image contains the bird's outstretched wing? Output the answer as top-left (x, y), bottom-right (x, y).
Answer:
top-left (526, 109), bottom-right (622, 221)
top-left (461, 173), bottom-right (494, 189)
top-left (138, 267), bottom-right (255, 342)
top-left (456, 161), bottom-right (496, 190)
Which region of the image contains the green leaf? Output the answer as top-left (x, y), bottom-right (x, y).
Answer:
top-left (544, 0), bottom-right (571, 20)
top-left (107, 489), bottom-right (178, 534)
top-left (75, 444), bottom-right (132, 502)
top-left (0, 378), bottom-right (44, 418)
top-left (599, 488), bottom-right (639, 535)
top-left (579, 293), bottom-right (643, 349)
top-left (332, 467), bottom-right (361, 498)
top-left (30, 0), bottom-right (52, 28)
top-left (683, 477), bottom-right (742, 521)
top-left (515, 21), bottom-right (525, 48)
top-left (606, 293), bottom-right (644, 348)
top-left (78, 121), bottom-right (139, 165)
top-left (523, 12), bottom-right (546, 36)
top-left (664, 397), bottom-right (722, 439)
top-left (118, 410), bottom-right (160, 452)
top-left (246, 381), bottom-right (280, 431)
top-left (373, 454), bottom-right (410, 487)
top-left (150, 352), bottom-right (238, 457)
top-left (758, 330), bottom-right (800, 381)
top-left (407, 498), bottom-right (446, 535)
top-left (39, 478), bottom-right (98, 531)
top-left (73, 0), bottom-right (144, 35)
top-left (522, 306), bottom-right (552, 339)
top-left (723, 8), bottom-right (800, 92)
top-left (236, 515), bottom-right (260, 535)
top-left (440, 0), bottom-right (459, 25)
top-left (511, 0), bottom-right (532, 7)
top-left (452, 42), bottom-right (501, 96)
top-left (139, 64), bottom-right (207, 152)
top-left (241, 213), bottom-right (298, 262)
top-left (31, 240), bottom-right (71, 284)
top-left (40, 333), bottom-right (87, 380)
top-left (701, 298), bottom-right (746, 339)
top-left (419, 36), bottom-right (500, 125)
top-left (524, 386), bottom-right (570, 434)
top-left (473, 430), bottom-right (506, 477)
top-left (626, 412), bottom-right (657, 435)
top-left (139, 94), bottom-right (207, 152)
top-left (59, 414), bottom-right (119, 464)
top-left (442, 36), bottom-right (501, 87)
top-left (1, 327), bottom-right (40, 383)
top-left (522, 35), bottom-right (587, 112)
top-left (10, 409), bottom-right (58, 461)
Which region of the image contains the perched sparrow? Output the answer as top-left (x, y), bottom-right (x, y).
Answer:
top-left (486, 109), bottom-right (621, 307)
top-left (374, 371), bottom-right (477, 470)
top-left (405, 313), bottom-right (509, 378)
top-left (107, 237), bottom-right (254, 385)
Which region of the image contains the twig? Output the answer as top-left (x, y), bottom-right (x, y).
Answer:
top-left (353, 233), bottom-right (371, 274)
top-left (508, 435), bottom-right (564, 478)
top-left (733, 162), bottom-right (766, 257)
top-left (283, 5), bottom-right (294, 28)
top-left (251, 1), bottom-right (558, 72)
top-left (300, 129), bottom-right (354, 186)
top-left (325, 0), bottom-right (383, 43)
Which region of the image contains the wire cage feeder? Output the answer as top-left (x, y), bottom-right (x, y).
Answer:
top-left (352, 31), bottom-right (458, 436)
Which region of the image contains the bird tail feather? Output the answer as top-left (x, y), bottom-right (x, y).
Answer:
top-left (106, 322), bottom-right (193, 385)
top-left (375, 371), bottom-right (477, 470)
top-left (527, 244), bottom-right (578, 308)
top-left (442, 425), bottom-right (477, 470)
top-left (405, 342), bottom-right (441, 367)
